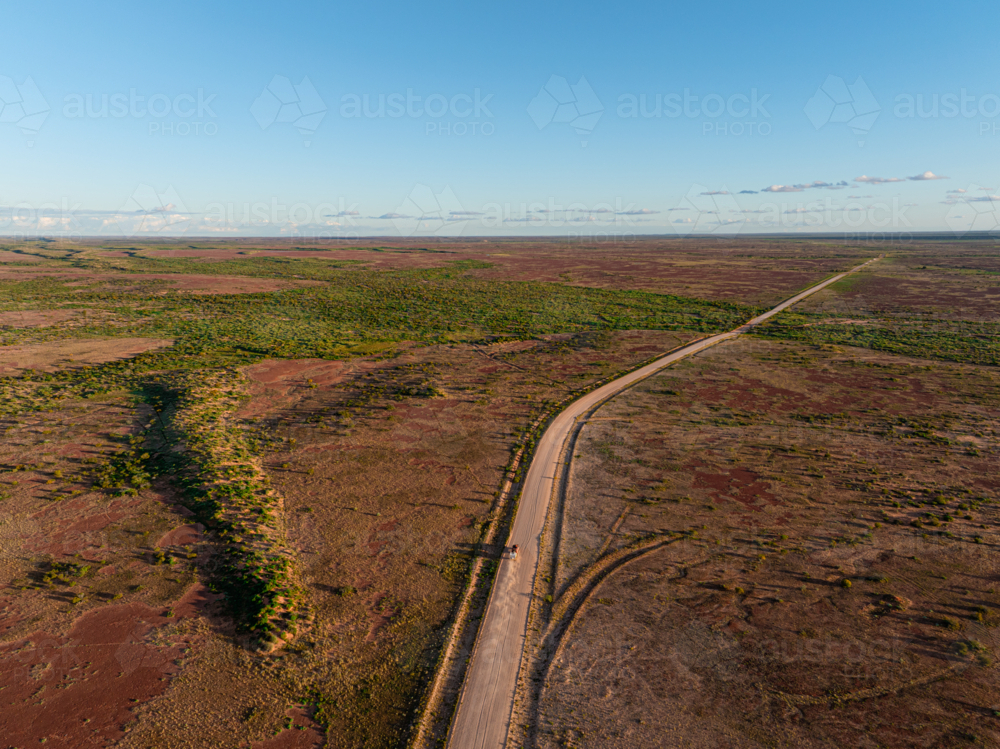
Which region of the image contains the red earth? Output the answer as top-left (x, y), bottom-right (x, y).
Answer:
top-left (0, 584), bottom-right (217, 749)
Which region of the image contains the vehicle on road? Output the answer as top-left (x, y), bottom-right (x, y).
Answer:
top-left (446, 259), bottom-right (880, 749)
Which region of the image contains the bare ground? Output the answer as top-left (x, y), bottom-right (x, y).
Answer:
top-left (0, 337), bottom-right (173, 375)
top-left (516, 338), bottom-right (1000, 748)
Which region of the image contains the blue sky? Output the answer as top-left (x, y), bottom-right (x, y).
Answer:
top-left (2, 1), bottom-right (999, 238)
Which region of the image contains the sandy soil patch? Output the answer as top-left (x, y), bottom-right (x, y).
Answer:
top-left (0, 588), bottom-right (214, 749)
top-left (240, 359), bottom-right (355, 419)
top-left (154, 524), bottom-right (204, 549)
top-left (0, 251), bottom-right (43, 262)
top-left (245, 358), bottom-right (353, 388)
top-left (25, 495), bottom-right (144, 556)
top-left (0, 337), bottom-right (173, 375)
top-left (0, 309), bottom-right (81, 328)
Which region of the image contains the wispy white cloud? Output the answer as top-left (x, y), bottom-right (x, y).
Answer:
top-left (854, 175), bottom-right (904, 184)
top-left (758, 180), bottom-right (849, 193)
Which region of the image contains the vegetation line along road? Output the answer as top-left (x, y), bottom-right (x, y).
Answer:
top-left (445, 257), bottom-right (879, 749)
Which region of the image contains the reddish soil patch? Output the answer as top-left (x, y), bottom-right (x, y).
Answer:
top-left (245, 358), bottom-right (352, 388)
top-left (172, 582), bottom-right (221, 618)
top-left (842, 272), bottom-right (1000, 319)
top-left (0, 251), bottom-right (43, 262)
top-left (240, 359), bottom-right (354, 419)
top-left (0, 337), bottom-right (173, 375)
top-left (691, 464), bottom-right (780, 511)
top-left (154, 523), bottom-right (204, 549)
top-left (527, 335), bottom-right (1000, 749)
top-left (26, 496), bottom-right (143, 556)
top-left (0, 594), bottom-right (208, 748)
top-left (798, 255), bottom-right (1000, 321)
top-left (694, 378), bottom-right (812, 414)
top-left (0, 602), bottom-right (22, 639)
top-left (250, 707), bottom-right (325, 749)
top-left (0, 309), bottom-right (80, 328)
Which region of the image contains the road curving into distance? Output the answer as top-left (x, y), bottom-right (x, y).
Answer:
top-left (446, 258), bottom-right (879, 749)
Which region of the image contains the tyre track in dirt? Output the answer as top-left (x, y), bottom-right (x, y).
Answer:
top-left (446, 258), bottom-right (880, 749)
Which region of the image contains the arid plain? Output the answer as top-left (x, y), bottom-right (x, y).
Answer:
top-left (0, 237), bottom-right (997, 748)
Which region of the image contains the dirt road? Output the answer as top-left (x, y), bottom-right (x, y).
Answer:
top-left (446, 258), bottom-right (878, 749)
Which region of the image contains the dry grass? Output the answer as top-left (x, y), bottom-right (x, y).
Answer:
top-left (517, 337), bottom-right (1000, 748)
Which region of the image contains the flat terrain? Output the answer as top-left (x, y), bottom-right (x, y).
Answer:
top-left (448, 261), bottom-right (876, 749)
top-left (508, 246), bottom-right (1000, 749)
top-left (525, 340), bottom-right (1000, 748)
top-left (0, 237), bottom-right (871, 305)
top-left (0, 237), bottom-right (996, 748)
